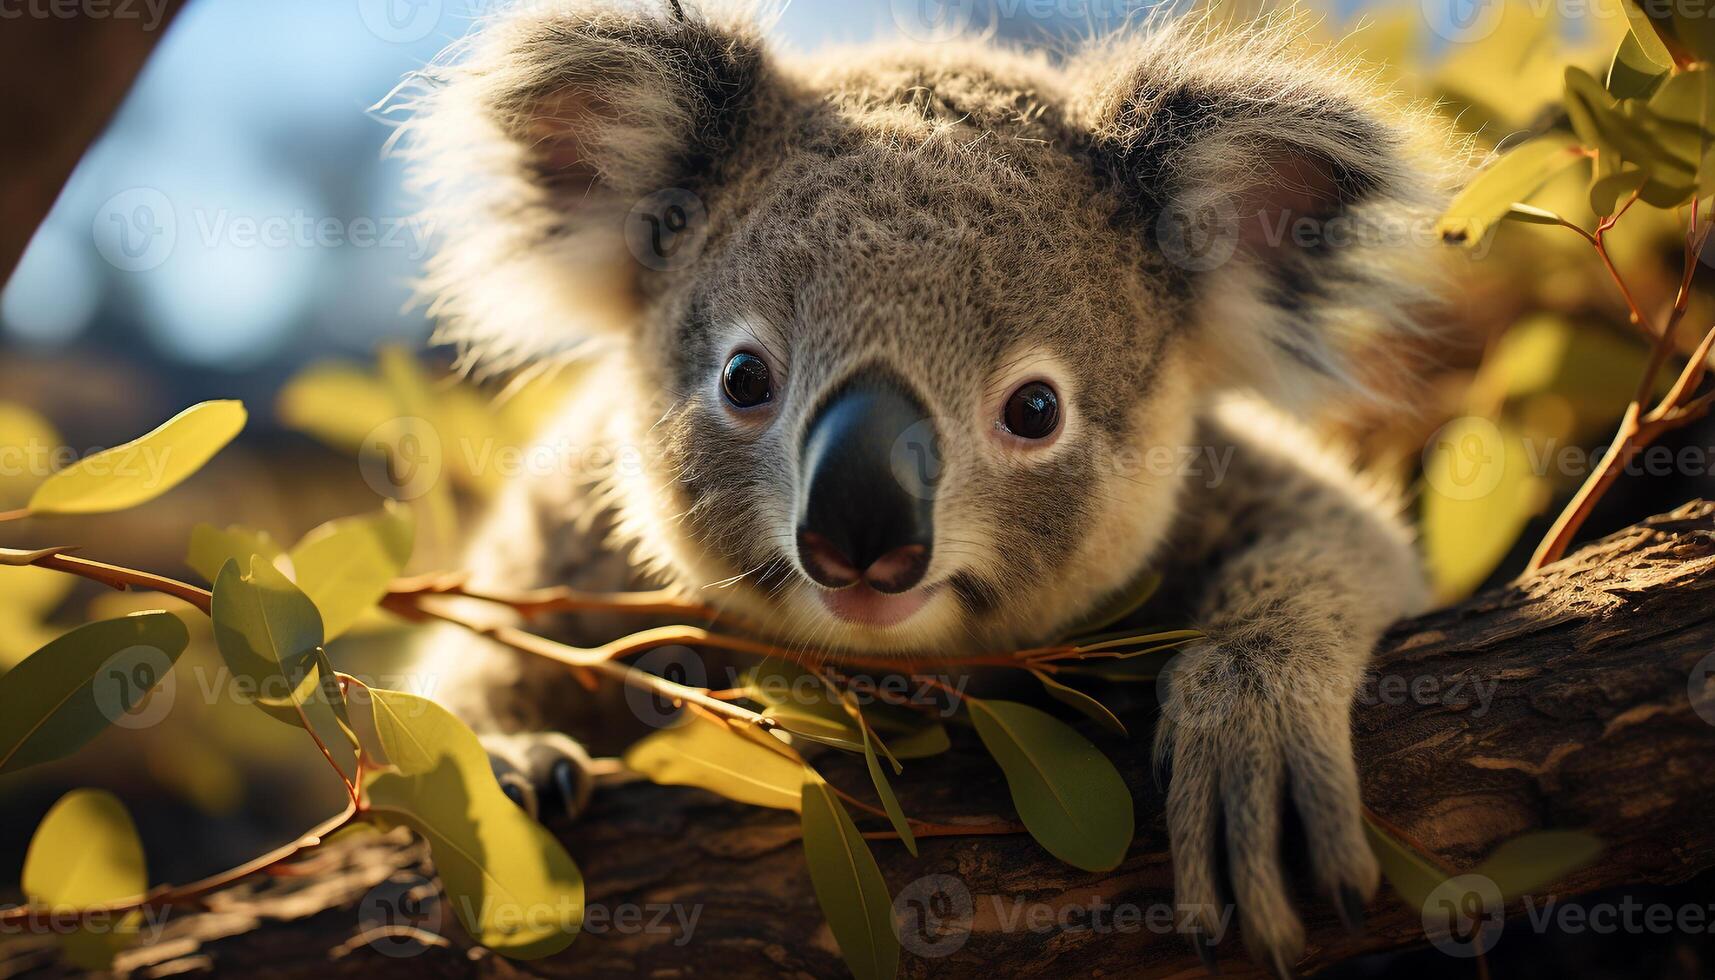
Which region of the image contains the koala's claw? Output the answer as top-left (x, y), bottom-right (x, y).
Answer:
top-left (483, 731), bottom-right (595, 822)
top-left (1156, 657), bottom-right (1379, 975)
top-left (1194, 934), bottom-right (1219, 975)
top-left (1334, 883), bottom-right (1367, 937)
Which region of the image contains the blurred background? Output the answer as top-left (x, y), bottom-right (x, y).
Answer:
top-left (3, 0), bottom-right (1714, 976)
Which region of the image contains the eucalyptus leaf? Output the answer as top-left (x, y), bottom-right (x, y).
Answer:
top-left (860, 726), bottom-right (917, 856)
top-left (288, 501), bottom-right (415, 640)
top-left (1057, 646), bottom-right (1182, 684)
top-left (23, 789), bottom-right (148, 969)
top-left (0, 612), bottom-right (188, 774)
top-left (1502, 203), bottom-right (1572, 227)
top-left (800, 776), bottom-right (900, 980)
top-left (623, 719), bottom-right (803, 811)
top-left (1621, 0), bottom-right (1679, 67)
top-left (968, 698), bottom-right (1133, 871)
top-left (1030, 670), bottom-right (1127, 737)
top-left (1437, 134), bottom-right (1584, 245)
top-left (0, 564), bottom-right (73, 617)
top-left (886, 721), bottom-right (951, 759)
top-left (364, 691), bottom-right (584, 960)
top-left (186, 524), bottom-right (284, 584)
top-left (366, 684), bottom-right (440, 775)
top-left (1421, 416), bottom-right (1546, 600)
top-left (27, 401), bottom-right (246, 516)
top-left (1608, 29), bottom-right (1669, 100)
top-left (1362, 814), bottom-right (1447, 913)
top-left (1473, 830), bottom-right (1603, 900)
top-left (210, 557), bottom-right (357, 783)
top-left (1074, 628), bottom-right (1203, 654)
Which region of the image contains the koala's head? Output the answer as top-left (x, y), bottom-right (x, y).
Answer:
top-left (401, 1), bottom-right (1452, 658)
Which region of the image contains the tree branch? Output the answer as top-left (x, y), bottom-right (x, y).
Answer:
top-left (7, 502), bottom-right (1715, 978)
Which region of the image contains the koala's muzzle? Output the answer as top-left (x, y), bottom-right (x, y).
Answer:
top-left (796, 376), bottom-right (935, 594)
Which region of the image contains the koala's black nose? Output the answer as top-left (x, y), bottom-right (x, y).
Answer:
top-left (796, 375), bottom-right (934, 594)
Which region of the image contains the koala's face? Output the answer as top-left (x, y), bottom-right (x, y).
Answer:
top-left (629, 139), bottom-right (1197, 655)
top-left (408, 5), bottom-right (1445, 657)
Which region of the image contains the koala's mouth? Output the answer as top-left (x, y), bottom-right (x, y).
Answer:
top-left (816, 582), bottom-right (939, 629)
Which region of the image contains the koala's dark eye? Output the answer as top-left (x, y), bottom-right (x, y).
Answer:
top-left (1003, 381), bottom-right (1059, 440)
top-left (722, 351), bottom-right (773, 408)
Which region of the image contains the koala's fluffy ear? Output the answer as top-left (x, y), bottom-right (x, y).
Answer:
top-left (392, 1), bottom-right (770, 369)
top-left (1073, 20), bottom-right (1459, 409)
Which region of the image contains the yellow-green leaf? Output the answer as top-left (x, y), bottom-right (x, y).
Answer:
top-left (23, 789), bottom-right (148, 969)
top-left (0, 613), bottom-right (188, 774)
top-left (288, 501), bottom-right (415, 640)
top-left (1421, 417), bottom-right (1546, 600)
top-left (1029, 670), bottom-right (1127, 737)
top-left (186, 524), bottom-right (284, 584)
top-left (27, 401), bottom-right (245, 515)
top-left (1590, 167), bottom-right (1650, 215)
top-left (210, 557), bottom-right (357, 783)
top-left (886, 721), bottom-right (951, 759)
top-left (1363, 814), bottom-right (1447, 913)
top-left (1502, 203), bottom-right (1572, 227)
top-left (968, 698), bottom-right (1134, 871)
top-left (1057, 646), bottom-right (1181, 683)
top-left (0, 401), bottom-right (60, 510)
top-left (859, 726), bottom-right (916, 856)
top-left (0, 564), bottom-right (74, 618)
top-left (277, 362), bottom-right (399, 453)
top-left (1608, 29), bottom-right (1669, 100)
top-left (364, 691), bottom-right (584, 960)
top-left (1640, 68), bottom-right (1715, 200)
top-left (800, 775), bottom-right (900, 980)
top-left (1473, 830), bottom-right (1603, 900)
top-left (1622, 0), bottom-right (1680, 67)
top-left (1438, 135), bottom-right (1584, 245)
top-left (623, 720), bottom-right (803, 811)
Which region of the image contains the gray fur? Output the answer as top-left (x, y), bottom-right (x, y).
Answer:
top-left (392, 1), bottom-right (1455, 969)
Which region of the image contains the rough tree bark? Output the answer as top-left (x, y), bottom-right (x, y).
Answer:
top-left (5, 500), bottom-right (1715, 980)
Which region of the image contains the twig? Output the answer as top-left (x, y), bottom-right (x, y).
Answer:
top-left (0, 803), bottom-right (358, 928)
top-left (1528, 202), bottom-right (1715, 571)
top-left (29, 552), bottom-right (212, 613)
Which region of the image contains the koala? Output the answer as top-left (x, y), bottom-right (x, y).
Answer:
top-left (394, 1), bottom-right (1455, 973)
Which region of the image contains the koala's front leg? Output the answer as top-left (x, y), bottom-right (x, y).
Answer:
top-left (412, 459), bottom-right (643, 822)
top-left (1154, 411), bottom-right (1428, 974)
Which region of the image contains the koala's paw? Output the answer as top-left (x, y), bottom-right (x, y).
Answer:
top-left (1153, 652), bottom-right (1379, 977)
top-left (483, 731), bottom-right (595, 823)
